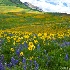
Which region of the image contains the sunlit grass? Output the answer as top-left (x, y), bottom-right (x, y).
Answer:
top-left (0, 5), bottom-right (42, 13)
top-left (0, 12), bottom-right (70, 70)
top-left (0, 6), bottom-right (25, 13)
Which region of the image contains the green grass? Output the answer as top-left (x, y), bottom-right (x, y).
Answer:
top-left (0, 12), bottom-right (70, 30)
top-left (0, 12), bottom-right (70, 70)
top-left (0, 0), bottom-right (42, 13)
top-left (0, 0), bottom-right (70, 70)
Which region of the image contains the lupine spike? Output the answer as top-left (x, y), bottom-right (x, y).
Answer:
top-left (65, 53), bottom-right (69, 61)
top-left (11, 57), bottom-right (18, 66)
top-left (29, 60), bottom-right (32, 68)
top-left (16, 49), bottom-right (20, 56)
top-left (22, 57), bottom-right (26, 64)
top-left (34, 60), bottom-right (39, 70)
top-left (24, 41), bottom-right (28, 48)
top-left (23, 65), bottom-right (26, 70)
top-left (0, 62), bottom-right (5, 70)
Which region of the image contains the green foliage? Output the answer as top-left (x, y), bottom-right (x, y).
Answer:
top-left (0, 6), bottom-right (70, 70)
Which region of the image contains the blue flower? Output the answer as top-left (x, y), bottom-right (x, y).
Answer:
top-left (23, 65), bottom-right (27, 70)
top-left (11, 57), bottom-right (18, 66)
top-left (16, 49), bottom-right (20, 56)
top-left (64, 42), bottom-right (70, 46)
top-left (34, 60), bottom-right (39, 70)
top-left (65, 54), bottom-right (69, 61)
top-left (22, 57), bottom-right (26, 64)
top-left (0, 55), bottom-right (4, 63)
top-left (60, 41), bottom-right (70, 47)
top-left (22, 57), bottom-right (26, 70)
top-left (0, 62), bottom-right (5, 70)
top-left (19, 44), bottom-right (24, 50)
top-left (7, 62), bottom-right (13, 68)
top-left (24, 41), bottom-right (28, 48)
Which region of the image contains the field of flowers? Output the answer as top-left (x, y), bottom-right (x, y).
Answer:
top-left (0, 12), bottom-right (70, 70)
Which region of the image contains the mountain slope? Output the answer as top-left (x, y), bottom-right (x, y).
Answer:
top-left (0, 0), bottom-right (42, 13)
top-left (0, 0), bottom-right (28, 8)
top-left (23, 2), bottom-right (43, 12)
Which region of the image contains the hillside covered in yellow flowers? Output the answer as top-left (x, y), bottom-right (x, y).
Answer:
top-left (0, 0), bottom-right (70, 70)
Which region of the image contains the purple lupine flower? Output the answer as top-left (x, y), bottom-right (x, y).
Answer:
top-left (11, 57), bottom-right (16, 66)
top-left (29, 60), bottom-right (32, 68)
top-left (35, 63), bottom-right (39, 70)
top-left (22, 57), bottom-right (26, 70)
top-left (0, 55), bottom-right (4, 63)
top-left (23, 65), bottom-right (27, 70)
top-left (7, 62), bottom-right (13, 68)
top-left (0, 62), bottom-right (5, 70)
top-left (65, 54), bottom-right (69, 61)
top-left (60, 43), bottom-right (65, 47)
top-left (19, 44), bottom-right (23, 50)
top-left (34, 60), bottom-right (39, 70)
top-left (22, 57), bottom-right (26, 64)
top-left (24, 41), bottom-right (28, 48)
top-left (34, 60), bottom-right (36, 64)
top-left (16, 49), bottom-right (20, 56)
top-left (11, 57), bottom-right (18, 66)
top-left (60, 42), bottom-right (70, 47)
top-left (15, 59), bottom-right (18, 64)
top-left (64, 42), bottom-right (70, 46)
top-left (1, 55), bottom-right (4, 60)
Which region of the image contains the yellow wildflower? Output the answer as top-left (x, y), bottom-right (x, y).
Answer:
top-left (33, 36), bottom-right (36, 39)
top-left (13, 41), bottom-right (16, 45)
top-left (32, 45), bottom-right (35, 50)
top-left (22, 42), bottom-right (24, 44)
top-left (19, 62), bottom-right (22, 65)
top-left (29, 42), bottom-right (33, 46)
top-left (28, 46), bottom-right (33, 51)
top-left (38, 33), bottom-right (42, 37)
top-left (13, 37), bottom-right (16, 41)
top-left (30, 56), bottom-right (33, 60)
top-left (28, 45), bottom-right (35, 51)
top-left (16, 39), bottom-right (20, 43)
top-left (4, 34), bottom-right (7, 37)
top-left (10, 48), bottom-right (14, 52)
top-left (34, 40), bottom-right (38, 44)
top-left (24, 35), bottom-right (29, 39)
top-left (20, 52), bottom-right (24, 56)
top-left (7, 36), bottom-right (10, 39)
top-left (7, 40), bottom-right (10, 42)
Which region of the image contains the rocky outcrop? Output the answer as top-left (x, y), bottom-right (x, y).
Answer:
top-left (10, 0), bottom-right (43, 12)
top-left (23, 2), bottom-right (43, 12)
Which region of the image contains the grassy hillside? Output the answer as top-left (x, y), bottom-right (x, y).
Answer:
top-left (0, 12), bottom-right (70, 70)
top-left (0, 0), bottom-right (70, 70)
top-left (0, 0), bottom-right (42, 13)
top-left (0, 0), bottom-right (28, 8)
top-left (0, 12), bottom-right (70, 30)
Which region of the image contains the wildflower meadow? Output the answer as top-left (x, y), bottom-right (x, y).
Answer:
top-left (0, 12), bottom-right (70, 70)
